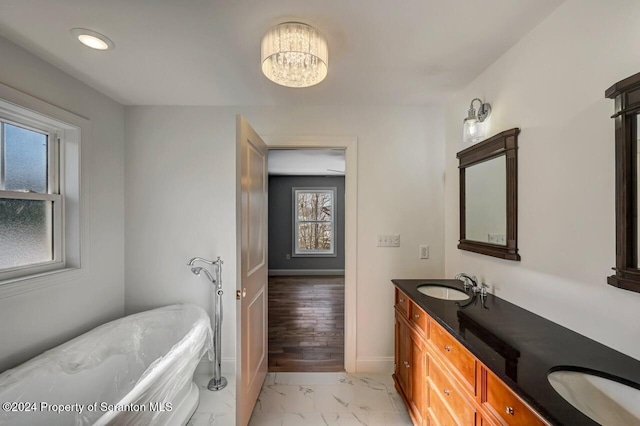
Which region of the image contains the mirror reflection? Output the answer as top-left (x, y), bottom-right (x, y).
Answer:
top-left (465, 156), bottom-right (506, 245)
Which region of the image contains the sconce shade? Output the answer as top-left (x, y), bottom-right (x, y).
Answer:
top-left (463, 98), bottom-right (491, 144)
top-left (463, 117), bottom-right (486, 144)
top-left (261, 22), bottom-right (328, 88)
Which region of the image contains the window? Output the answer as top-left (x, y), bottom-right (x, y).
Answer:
top-left (293, 188), bottom-right (336, 256)
top-left (0, 85), bottom-right (85, 292)
top-left (0, 119), bottom-right (62, 276)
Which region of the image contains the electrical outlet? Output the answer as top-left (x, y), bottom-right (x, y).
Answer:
top-left (285, 254), bottom-right (291, 260)
top-left (419, 245), bottom-right (429, 259)
top-left (377, 235), bottom-right (400, 247)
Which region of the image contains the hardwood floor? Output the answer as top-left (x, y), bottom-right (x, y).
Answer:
top-left (268, 275), bottom-right (345, 372)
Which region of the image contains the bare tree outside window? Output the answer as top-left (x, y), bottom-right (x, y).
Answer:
top-left (294, 188), bottom-right (335, 255)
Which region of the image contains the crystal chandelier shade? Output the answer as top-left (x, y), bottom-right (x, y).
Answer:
top-left (261, 22), bottom-right (328, 88)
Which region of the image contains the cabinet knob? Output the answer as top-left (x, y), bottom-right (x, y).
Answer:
top-left (443, 389), bottom-right (450, 396)
top-left (505, 406), bottom-right (514, 415)
top-left (414, 314), bottom-right (420, 319)
top-left (399, 298), bottom-right (405, 303)
top-left (444, 345), bottom-right (451, 352)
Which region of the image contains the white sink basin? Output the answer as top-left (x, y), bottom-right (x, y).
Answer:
top-left (548, 370), bottom-right (640, 426)
top-left (417, 285), bottom-right (470, 301)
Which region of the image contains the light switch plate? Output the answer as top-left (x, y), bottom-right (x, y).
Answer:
top-left (377, 234), bottom-right (401, 247)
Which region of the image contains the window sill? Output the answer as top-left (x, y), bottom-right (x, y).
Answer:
top-left (292, 253), bottom-right (338, 258)
top-left (0, 266), bottom-right (89, 299)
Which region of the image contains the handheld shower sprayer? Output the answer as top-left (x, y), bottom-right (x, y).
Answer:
top-left (190, 266), bottom-right (216, 283)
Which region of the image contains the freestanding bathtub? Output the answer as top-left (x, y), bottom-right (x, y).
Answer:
top-left (0, 304), bottom-right (213, 425)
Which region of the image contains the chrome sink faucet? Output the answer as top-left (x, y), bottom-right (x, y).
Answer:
top-left (455, 273), bottom-right (479, 292)
top-left (455, 273), bottom-right (490, 295)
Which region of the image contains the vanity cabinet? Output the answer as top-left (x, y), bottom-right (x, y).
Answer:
top-left (393, 287), bottom-right (549, 426)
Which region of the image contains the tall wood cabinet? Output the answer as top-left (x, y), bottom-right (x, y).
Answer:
top-left (393, 287), bottom-right (549, 426)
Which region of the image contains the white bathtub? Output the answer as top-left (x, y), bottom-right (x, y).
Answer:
top-left (0, 304), bottom-right (213, 425)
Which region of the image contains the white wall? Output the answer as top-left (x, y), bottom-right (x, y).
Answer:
top-left (125, 105), bottom-right (446, 371)
top-left (445, 0), bottom-right (640, 360)
top-left (0, 36), bottom-right (125, 371)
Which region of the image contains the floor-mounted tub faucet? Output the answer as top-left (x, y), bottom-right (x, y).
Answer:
top-left (188, 256), bottom-right (227, 391)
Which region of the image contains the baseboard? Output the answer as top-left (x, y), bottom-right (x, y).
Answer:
top-left (268, 269), bottom-right (345, 276)
top-left (355, 357), bottom-right (394, 374)
top-left (195, 358), bottom-right (236, 376)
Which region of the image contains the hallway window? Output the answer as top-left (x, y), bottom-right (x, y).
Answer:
top-left (293, 187), bottom-right (336, 256)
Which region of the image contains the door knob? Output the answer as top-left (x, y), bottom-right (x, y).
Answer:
top-left (242, 288), bottom-right (247, 298)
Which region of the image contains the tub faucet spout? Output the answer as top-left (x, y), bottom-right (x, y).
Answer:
top-left (188, 257), bottom-right (215, 266)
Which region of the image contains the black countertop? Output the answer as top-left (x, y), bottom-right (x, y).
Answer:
top-left (391, 279), bottom-right (640, 426)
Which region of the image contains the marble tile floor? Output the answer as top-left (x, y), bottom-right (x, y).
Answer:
top-left (188, 372), bottom-right (412, 426)
top-left (187, 371), bottom-right (236, 426)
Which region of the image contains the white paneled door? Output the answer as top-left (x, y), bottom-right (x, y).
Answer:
top-left (236, 115), bottom-right (268, 426)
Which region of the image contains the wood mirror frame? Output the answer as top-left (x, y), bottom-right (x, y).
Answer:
top-left (457, 128), bottom-right (520, 261)
top-left (606, 71), bottom-right (640, 293)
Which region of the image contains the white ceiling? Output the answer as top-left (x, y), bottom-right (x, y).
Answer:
top-left (0, 0), bottom-right (563, 106)
top-left (268, 149), bottom-right (345, 176)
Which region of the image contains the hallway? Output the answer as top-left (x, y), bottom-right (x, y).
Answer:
top-left (268, 276), bottom-right (345, 372)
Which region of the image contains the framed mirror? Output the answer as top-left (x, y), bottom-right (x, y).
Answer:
top-left (457, 128), bottom-right (520, 261)
top-left (606, 72), bottom-right (640, 293)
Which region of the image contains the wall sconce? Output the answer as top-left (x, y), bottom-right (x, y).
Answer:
top-left (463, 98), bottom-right (491, 144)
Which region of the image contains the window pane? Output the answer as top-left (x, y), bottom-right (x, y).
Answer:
top-left (298, 223), bottom-right (332, 251)
top-left (4, 123), bottom-right (48, 193)
top-left (297, 191), bottom-right (332, 221)
top-left (0, 199), bottom-right (52, 269)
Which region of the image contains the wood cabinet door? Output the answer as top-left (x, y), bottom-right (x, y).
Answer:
top-left (395, 314), bottom-right (410, 396)
top-left (410, 332), bottom-right (426, 425)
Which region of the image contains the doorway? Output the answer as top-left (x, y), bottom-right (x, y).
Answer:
top-left (267, 150), bottom-right (346, 371)
top-left (236, 122), bottom-right (358, 424)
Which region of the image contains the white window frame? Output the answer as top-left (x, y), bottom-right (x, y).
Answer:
top-left (0, 117), bottom-right (64, 279)
top-left (0, 83), bottom-right (88, 292)
top-left (292, 187), bottom-right (337, 257)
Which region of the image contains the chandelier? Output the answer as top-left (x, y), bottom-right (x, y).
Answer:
top-left (261, 22), bottom-right (328, 88)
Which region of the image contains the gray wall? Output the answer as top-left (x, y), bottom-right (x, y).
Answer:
top-left (268, 175), bottom-right (345, 272)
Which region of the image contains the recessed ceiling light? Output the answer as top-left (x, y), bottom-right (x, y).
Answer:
top-left (70, 28), bottom-right (114, 51)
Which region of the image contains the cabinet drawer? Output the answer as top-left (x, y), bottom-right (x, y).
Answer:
top-left (429, 320), bottom-right (476, 392)
top-left (427, 384), bottom-right (461, 426)
top-left (409, 302), bottom-right (428, 335)
top-left (395, 288), bottom-right (410, 318)
top-left (483, 369), bottom-right (547, 426)
top-left (428, 356), bottom-right (476, 425)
